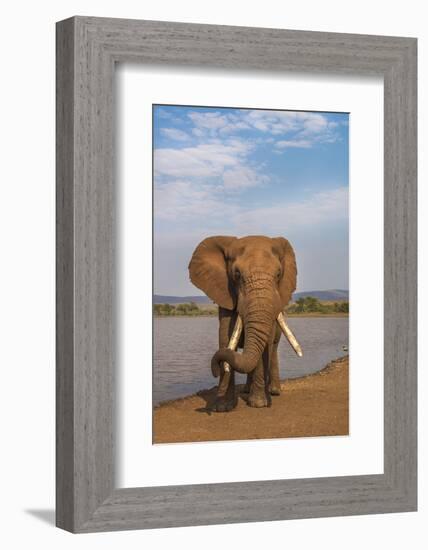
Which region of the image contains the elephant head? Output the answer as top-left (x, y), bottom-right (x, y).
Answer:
top-left (188, 235), bottom-right (298, 375)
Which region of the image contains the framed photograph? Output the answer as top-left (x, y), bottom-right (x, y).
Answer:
top-left (56, 16), bottom-right (417, 532)
top-left (151, 103), bottom-right (350, 443)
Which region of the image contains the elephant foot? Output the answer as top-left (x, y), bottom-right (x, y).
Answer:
top-left (213, 396), bottom-right (236, 412)
top-left (214, 400), bottom-right (235, 412)
top-left (247, 393), bottom-right (268, 408)
top-left (269, 384), bottom-right (281, 396)
top-left (214, 402), bottom-right (234, 412)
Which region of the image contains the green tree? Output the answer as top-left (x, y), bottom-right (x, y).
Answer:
top-left (176, 303), bottom-right (188, 314)
top-left (333, 301), bottom-right (348, 313)
top-left (295, 297), bottom-right (306, 313)
top-left (304, 296), bottom-right (321, 312)
top-left (162, 303), bottom-right (174, 315)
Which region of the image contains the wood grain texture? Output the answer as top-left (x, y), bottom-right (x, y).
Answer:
top-left (56, 18), bottom-right (75, 532)
top-left (56, 16), bottom-right (417, 532)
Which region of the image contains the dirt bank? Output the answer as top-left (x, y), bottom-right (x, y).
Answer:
top-left (153, 356), bottom-right (349, 444)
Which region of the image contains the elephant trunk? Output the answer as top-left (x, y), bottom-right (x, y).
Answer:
top-left (211, 275), bottom-right (277, 374)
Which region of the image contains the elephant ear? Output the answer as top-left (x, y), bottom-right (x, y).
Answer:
top-left (272, 237), bottom-right (297, 307)
top-left (188, 236), bottom-right (237, 310)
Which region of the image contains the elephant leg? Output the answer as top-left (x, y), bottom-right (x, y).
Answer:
top-left (247, 349), bottom-right (271, 408)
top-left (269, 329), bottom-right (281, 395)
top-left (213, 308), bottom-right (238, 412)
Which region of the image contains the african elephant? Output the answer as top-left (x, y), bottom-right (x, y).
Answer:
top-left (188, 235), bottom-right (301, 412)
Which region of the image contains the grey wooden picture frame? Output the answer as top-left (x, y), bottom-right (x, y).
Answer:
top-left (56, 16), bottom-right (417, 533)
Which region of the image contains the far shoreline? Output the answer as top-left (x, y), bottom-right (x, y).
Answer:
top-left (154, 296), bottom-right (349, 318)
top-left (154, 312), bottom-right (349, 318)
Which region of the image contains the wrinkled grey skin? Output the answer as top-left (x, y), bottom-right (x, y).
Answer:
top-left (189, 235), bottom-right (297, 411)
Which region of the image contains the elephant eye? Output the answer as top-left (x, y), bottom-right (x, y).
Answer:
top-left (234, 269), bottom-right (241, 281)
top-left (276, 268), bottom-right (282, 280)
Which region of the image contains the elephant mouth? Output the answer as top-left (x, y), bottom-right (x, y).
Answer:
top-left (222, 312), bottom-right (303, 374)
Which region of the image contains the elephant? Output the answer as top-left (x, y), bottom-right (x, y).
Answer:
top-left (188, 235), bottom-right (302, 412)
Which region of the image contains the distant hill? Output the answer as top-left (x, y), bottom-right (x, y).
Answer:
top-left (153, 289), bottom-right (348, 304)
top-left (153, 295), bottom-right (211, 304)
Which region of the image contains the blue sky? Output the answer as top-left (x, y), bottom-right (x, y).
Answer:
top-left (153, 105), bottom-right (349, 295)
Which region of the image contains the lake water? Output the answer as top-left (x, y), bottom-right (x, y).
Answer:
top-left (153, 316), bottom-right (348, 404)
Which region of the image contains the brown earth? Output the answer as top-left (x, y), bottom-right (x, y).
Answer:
top-left (153, 356), bottom-right (349, 444)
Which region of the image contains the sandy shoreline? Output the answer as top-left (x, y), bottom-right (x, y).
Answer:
top-left (153, 355), bottom-right (349, 444)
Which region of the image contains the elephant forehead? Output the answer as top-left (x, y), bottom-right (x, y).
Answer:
top-left (229, 235), bottom-right (273, 254)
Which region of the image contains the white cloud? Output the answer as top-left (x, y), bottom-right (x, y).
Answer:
top-left (219, 120), bottom-right (251, 134)
top-left (154, 179), bottom-right (239, 223)
top-left (192, 127), bottom-right (205, 137)
top-left (233, 187), bottom-right (348, 234)
top-left (155, 180), bottom-right (348, 238)
top-left (222, 166), bottom-right (269, 191)
top-left (188, 111), bottom-right (228, 130)
top-left (154, 140), bottom-right (255, 180)
top-left (156, 108), bottom-right (172, 119)
top-left (160, 128), bottom-right (190, 141)
top-left (155, 148), bottom-right (218, 178)
top-left (300, 113), bottom-right (329, 134)
top-left (183, 108), bottom-right (342, 148)
top-left (154, 135), bottom-right (267, 222)
top-left (244, 110), bottom-right (299, 134)
top-left (242, 111), bottom-right (341, 144)
top-left (275, 139), bottom-right (312, 149)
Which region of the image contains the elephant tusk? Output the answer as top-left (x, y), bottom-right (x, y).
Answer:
top-left (223, 315), bottom-right (243, 373)
top-left (277, 312), bottom-right (303, 357)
